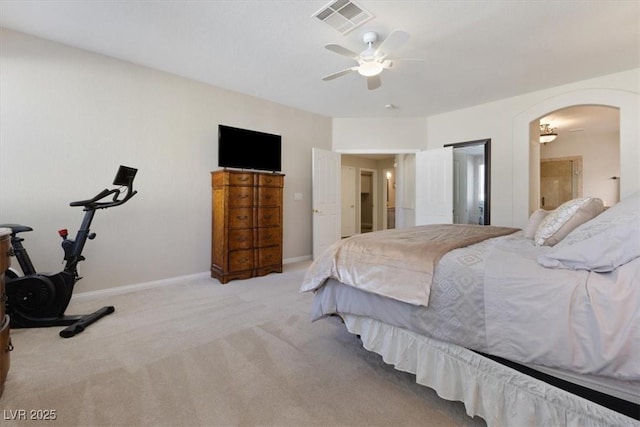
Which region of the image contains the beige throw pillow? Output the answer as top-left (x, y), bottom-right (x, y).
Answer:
top-left (534, 197), bottom-right (604, 246)
top-left (524, 209), bottom-right (550, 240)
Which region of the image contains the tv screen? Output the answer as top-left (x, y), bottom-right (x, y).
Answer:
top-left (218, 125), bottom-right (282, 172)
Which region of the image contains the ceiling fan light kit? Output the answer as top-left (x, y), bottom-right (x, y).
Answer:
top-left (322, 29), bottom-right (417, 90)
top-left (358, 60), bottom-right (383, 77)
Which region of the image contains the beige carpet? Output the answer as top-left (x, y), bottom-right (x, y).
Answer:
top-left (1, 261), bottom-right (485, 427)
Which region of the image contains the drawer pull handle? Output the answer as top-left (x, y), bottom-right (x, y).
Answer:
top-left (239, 177), bottom-right (249, 182)
top-left (265, 178), bottom-right (273, 183)
top-left (240, 257), bottom-right (249, 263)
top-left (263, 215), bottom-right (272, 220)
top-left (264, 234), bottom-right (272, 240)
top-left (237, 194), bottom-right (249, 199)
top-left (237, 215), bottom-right (249, 220)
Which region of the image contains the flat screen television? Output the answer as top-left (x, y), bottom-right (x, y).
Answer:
top-left (218, 125), bottom-right (282, 172)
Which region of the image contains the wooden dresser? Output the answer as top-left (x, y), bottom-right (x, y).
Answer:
top-left (0, 228), bottom-right (12, 398)
top-left (211, 170), bottom-right (284, 284)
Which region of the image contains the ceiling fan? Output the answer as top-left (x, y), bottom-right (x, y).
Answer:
top-left (322, 30), bottom-right (414, 90)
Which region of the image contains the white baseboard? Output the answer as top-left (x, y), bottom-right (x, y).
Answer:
top-left (73, 255), bottom-right (312, 300)
top-left (283, 255), bottom-right (312, 264)
top-left (72, 271), bottom-right (210, 301)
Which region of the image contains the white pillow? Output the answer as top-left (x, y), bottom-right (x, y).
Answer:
top-left (537, 221), bottom-right (640, 272)
top-left (534, 197), bottom-right (604, 246)
top-left (561, 191), bottom-right (640, 246)
top-left (524, 209), bottom-right (550, 240)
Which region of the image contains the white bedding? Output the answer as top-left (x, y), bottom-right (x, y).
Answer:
top-left (484, 237), bottom-right (640, 381)
top-left (303, 229), bottom-right (640, 381)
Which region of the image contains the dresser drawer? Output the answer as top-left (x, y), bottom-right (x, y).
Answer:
top-left (229, 229), bottom-right (253, 250)
top-left (229, 250), bottom-right (253, 272)
top-left (228, 186), bottom-right (253, 207)
top-left (256, 207), bottom-right (280, 227)
top-left (257, 246), bottom-right (281, 267)
top-left (257, 174), bottom-right (283, 187)
top-left (257, 226), bottom-right (280, 247)
top-left (228, 172), bottom-right (254, 186)
top-left (257, 187), bottom-right (281, 207)
top-left (228, 208), bottom-right (253, 229)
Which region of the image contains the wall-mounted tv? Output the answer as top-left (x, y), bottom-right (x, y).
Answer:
top-left (218, 125), bottom-right (282, 172)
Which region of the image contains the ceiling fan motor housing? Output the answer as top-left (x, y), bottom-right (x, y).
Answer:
top-left (362, 31), bottom-right (378, 44)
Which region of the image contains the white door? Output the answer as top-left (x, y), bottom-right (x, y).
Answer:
top-left (312, 148), bottom-right (341, 260)
top-left (341, 166), bottom-right (356, 237)
top-left (415, 147), bottom-right (453, 225)
top-left (452, 150), bottom-right (468, 224)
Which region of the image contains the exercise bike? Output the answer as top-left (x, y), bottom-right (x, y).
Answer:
top-left (1, 165), bottom-right (138, 338)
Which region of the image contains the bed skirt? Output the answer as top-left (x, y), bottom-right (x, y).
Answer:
top-left (341, 314), bottom-right (638, 427)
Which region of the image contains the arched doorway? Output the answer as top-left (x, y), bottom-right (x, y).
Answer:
top-left (535, 105), bottom-right (620, 210)
top-left (512, 89), bottom-right (639, 227)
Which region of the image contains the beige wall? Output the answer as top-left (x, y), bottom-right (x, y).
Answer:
top-left (0, 28), bottom-right (331, 292)
top-left (333, 118), bottom-right (427, 151)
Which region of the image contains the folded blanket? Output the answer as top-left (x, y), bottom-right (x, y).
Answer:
top-left (300, 224), bottom-right (519, 306)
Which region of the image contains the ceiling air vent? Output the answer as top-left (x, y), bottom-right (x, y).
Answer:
top-left (312, 0), bottom-right (375, 35)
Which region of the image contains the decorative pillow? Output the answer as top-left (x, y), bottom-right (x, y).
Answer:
top-left (561, 191), bottom-right (640, 246)
top-left (533, 197), bottom-right (604, 246)
top-left (524, 209), bottom-right (550, 240)
top-left (537, 221), bottom-right (640, 272)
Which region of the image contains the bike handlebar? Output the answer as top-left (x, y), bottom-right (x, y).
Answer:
top-left (69, 166), bottom-right (138, 210)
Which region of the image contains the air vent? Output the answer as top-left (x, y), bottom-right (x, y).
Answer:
top-left (312, 0), bottom-right (375, 35)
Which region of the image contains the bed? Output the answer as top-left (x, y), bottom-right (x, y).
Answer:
top-left (301, 193), bottom-right (640, 426)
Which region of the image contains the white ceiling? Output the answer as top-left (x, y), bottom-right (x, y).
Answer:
top-left (1, 1), bottom-right (638, 119)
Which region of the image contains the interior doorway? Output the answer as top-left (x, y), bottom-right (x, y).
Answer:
top-left (340, 154), bottom-right (396, 236)
top-left (444, 139), bottom-right (491, 225)
top-left (535, 105), bottom-right (620, 210)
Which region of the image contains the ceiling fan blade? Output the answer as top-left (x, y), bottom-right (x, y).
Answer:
top-left (322, 67), bottom-right (357, 81)
top-left (325, 44), bottom-right (359, 60)
top-left (375, 30), bottom-right (410, 59)
top-left (367, 75), bottom-right (381, 90)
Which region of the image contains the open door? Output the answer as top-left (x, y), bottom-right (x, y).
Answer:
top-left (415, 147), bottom-right (453, 225)
top-left (341, 165), bottom-right (356, 237)
top-left (312, 148), bottom-right (341, 259)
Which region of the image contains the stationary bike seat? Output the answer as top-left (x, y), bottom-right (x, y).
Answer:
top-left (0, 223), bottom-right (33, 235)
